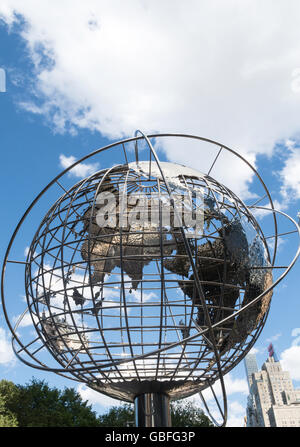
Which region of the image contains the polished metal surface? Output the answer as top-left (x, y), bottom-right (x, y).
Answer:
top-left (135, 393), bottom-right (171, 427)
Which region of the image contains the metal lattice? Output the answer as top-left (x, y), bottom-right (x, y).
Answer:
top-left (2, 132), bottom-right (300, 426)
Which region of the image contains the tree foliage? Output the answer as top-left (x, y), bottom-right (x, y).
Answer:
top-left (0, 378), bottom-right (213, 427)
top-left (98, 400), bottom-right (213, 427)
top-left (0, 378), bottom-right (100, 427)
top-left (98, 403), bottom-right (135, 427)
top-left (0, 380), bottom-right (19, 427)
top-left (170, 401), bottom-right (214, 427)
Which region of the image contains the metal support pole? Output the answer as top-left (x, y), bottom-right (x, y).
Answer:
top-left (134, 393), bottom-right (171, 427)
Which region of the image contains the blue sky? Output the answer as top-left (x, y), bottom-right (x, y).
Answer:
top-left (0, 2), bottom-right (300, 427)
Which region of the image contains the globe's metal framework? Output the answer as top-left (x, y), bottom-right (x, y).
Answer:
top-left (2, 132), bottom-right (300, 427)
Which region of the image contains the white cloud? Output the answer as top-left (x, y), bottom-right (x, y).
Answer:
top-left (285, 139), bottom-right (296, 150)
top-left (291, 328), bottom-right (300, 346)
top-left (280, 345), bottom-right (300, 381)
top-left (204, 373), bottom-right (248, 399)
top-left (279, 145), bottom-right (300, 201)
top-left (59, 154), bottom-right (99, 178)
top-left (226, 400), bottom-right (246, 427)
top-left (266, 333), bottom-right (282, 344)
top-left (192, 372), bottom-right (248, 424)
top-left (77, 383), bottom-right (121, 409)
top-left (223, 374), bottom-right (248, 396)
top-left (280, 328), bottom-right (300, 381)
top-left (12, 312), bottom-right (30, 329)
top-left (184, 374), bottom-right (247, 427)
top-left (0, 326), bottom-right (16, 366)
top-left (1, 1), bottom-right (300, 197)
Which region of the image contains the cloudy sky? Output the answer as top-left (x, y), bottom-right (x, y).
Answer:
top-left (0, 1), bottom-right (300, 427)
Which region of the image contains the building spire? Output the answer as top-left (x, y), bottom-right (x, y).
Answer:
top-left (267, 342), bottom-right (278, 362)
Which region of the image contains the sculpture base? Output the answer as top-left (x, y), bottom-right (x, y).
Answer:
top-left (134, 393), bottom-right (171, 427)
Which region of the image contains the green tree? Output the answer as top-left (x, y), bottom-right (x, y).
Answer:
top-left (0, 378), bottom-right (100, 427)
top-left (98, 403), bottom-right (135, 427)
top-left (98, 400), bottom-right (213, 427)
top-left (0, 378), bottom-right (213, 427)
top-left (0, 380), bottom-right (19, 427)
top-left (171, 400), bottom-right (214, 427)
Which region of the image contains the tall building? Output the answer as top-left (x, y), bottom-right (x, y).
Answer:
top-left (244, 353), bottom-right (259, 426)
top-left (244, 345), bottom-right (300, 427)
top-left (244, 353), bottom-right (259, 389)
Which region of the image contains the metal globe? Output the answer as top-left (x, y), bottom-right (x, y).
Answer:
top-left (2, 133), bottom-right (299, 426)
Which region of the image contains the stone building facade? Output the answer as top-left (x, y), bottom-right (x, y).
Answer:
top-left (245, 351), bottom-right (300, 427)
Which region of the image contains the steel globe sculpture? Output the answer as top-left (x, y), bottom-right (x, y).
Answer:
top-left (2, 132), bottom-right (300, 427)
